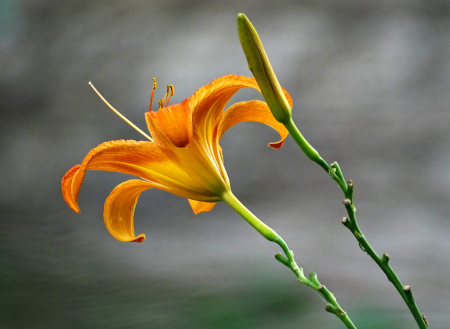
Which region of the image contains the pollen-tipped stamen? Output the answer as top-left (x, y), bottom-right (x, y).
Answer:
top-left (158, 85), bottom-right (171, 109)
top-left (165, 85), bottom-right (174, 107)
top-left (89, 82), bottom-right (153, 142)
top-left (149, 78), bottom-right (157, 112)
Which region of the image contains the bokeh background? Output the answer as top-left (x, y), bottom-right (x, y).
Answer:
top-left (1, 1), bottom-right (449, 328)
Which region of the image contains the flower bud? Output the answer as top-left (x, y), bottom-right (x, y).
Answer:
top-left (237, 13), bottom-right (292, 124)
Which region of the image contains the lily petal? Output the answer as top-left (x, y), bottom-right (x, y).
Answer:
top-left (189, 75), bottom-right (292, 135)
top-left (104, 179), bottom-right (158, 242)
top-left (188, 199), bottom-right (217, 214)
top-left (62, 164), bottom-right (82, 212)
top-left (61, 139), bottom-right (219, 213)
top-left (218, 100), bottom-right (289, 149)
top-left (146, 99), bottom-right (193, 148)
top-left (188, 75), bottom-right (292, 167)
top-left (189, 75), bottom-right (260, 144)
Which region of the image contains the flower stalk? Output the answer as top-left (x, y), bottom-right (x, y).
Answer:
top-left (237, 13), bottom-right (428, 329)
top-left (223, 191), bottom-right (357, 329)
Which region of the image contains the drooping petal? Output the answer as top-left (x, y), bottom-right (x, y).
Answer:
top-left (146, 99), bottom-right (193, 148)
top-left (61, 140), bottom-right (219, 213)
top-left (189, 75), bottom-right (292, 138)
top-left (187, 75), bottom-right (292, 175)
top-left (188, 199), bottom-right (217, 214)
top-left (104, 179), bottom-right (159, 242)
top-left (62, 164), bottom-right (81, 213)
top-left (189, 75), bottom-right (259, 143)
top-left (218, 100), bottom-right (289, 149)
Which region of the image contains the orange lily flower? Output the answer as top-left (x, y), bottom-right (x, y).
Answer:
top-left (62, 75), bottom-right (292, 243)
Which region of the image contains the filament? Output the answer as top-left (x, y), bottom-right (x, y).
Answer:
top-left (165, 85), bottom-right (174, 107)
top-left (149, 78), bottom-right (157, 112)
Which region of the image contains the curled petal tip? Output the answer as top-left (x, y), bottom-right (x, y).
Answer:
top-left (132, 234), bottom-right (146, 243)
top-left (188, 199), bottom-right (217, 214)
top-left (62, 164), bottom-right (82, 213)
top-left (269, 140), bottom-right (285, 149)
top-left (72, 205), bottom-right (81, 213)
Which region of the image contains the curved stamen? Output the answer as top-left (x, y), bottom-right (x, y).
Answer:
top-left (149, 78), bottom-right (157, 112)
top-left (165, 85), bottom-right (174, 107)
top-left (159, 85), bottom-right (170, 109)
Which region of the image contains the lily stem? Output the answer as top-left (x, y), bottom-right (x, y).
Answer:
top-left (222, 191), bottom-right (358, 329)
top-left (285, 118), bottom-right (428, 329)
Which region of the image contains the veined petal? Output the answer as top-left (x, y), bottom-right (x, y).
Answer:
top-left (188, 75), bottom-right (292, 169)
top-left (146, 99), bottom-right (193, 148)
top-left (104, 179), bottom-right (158, 243)
top-left (189, 75), bottom-right (292, 132)
top-left (218, 100), bottom-right (289, 149)
top-left (189, 75), bottom-right (260, 142)
top-left (62, 164), bottom-right (82, 212)
top-left (61, 140), bottom-right (219, 213)
top-left (188, 199), bottom-right (217, 214)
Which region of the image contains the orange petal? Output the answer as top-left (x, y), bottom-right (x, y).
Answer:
top-left (62, 164), bottom-right (82, 212)
top-left (104, 179), bottom-right (159, 242)
top-left (218, 100), bottom-right (289, 149)
top-left (189, 76), bottom-right (259, 140)
top-left (146, 99), bottom-right (193, 148)
top-left (61, 139), bottom-right (218, 213)
top-left (189, 75), bottom-right (292, 132)
top-left (188, 75), bottom-right (292, 163)
top-left (188, 199), bottom-right (217, 214)
top-left (188, 76), bottom-right (260, 184)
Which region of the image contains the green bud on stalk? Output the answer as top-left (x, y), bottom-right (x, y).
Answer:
top-left (237, 13), bottom-right (292, 124)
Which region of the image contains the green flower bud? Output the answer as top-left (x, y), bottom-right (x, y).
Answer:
top-left (237, 13), bottom-right (292, 124)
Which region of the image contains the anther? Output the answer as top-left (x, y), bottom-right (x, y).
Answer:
top-left (149, 78), bottom-right (157, 112)
top-left (165, 85), bottom-right (174, 107)
top-left (158, 99), bottom-right (164, 109)
top-left (159, 85), bottom-right (170, 108)
top-left (347, 180), bottom-right (354, 188)
top-left (403, 285), bottom-right (411, 293)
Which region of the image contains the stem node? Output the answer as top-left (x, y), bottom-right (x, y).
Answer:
top-left (325, 303), bottom-right (336, 314)
top-left (382, 253), bottom-right (390, 264)
top-left (342, 217), bottom-right (351, 228)
top-left (275, 253), bottom-right (290, 267)
top-left (422, 314), bottom-right (428, 326)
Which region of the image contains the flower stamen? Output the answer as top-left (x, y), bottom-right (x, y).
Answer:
top-left (165, 85), bottom-right (174, 107)
top-left (149, 78), bottom-right (157, 112)
top-left (89, 82), bottom-right (153, 142)
top-left (158, 85), bottom-right (171, 109)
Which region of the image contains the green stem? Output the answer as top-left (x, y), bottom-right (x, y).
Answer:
top-left (284, 118), bottom-right (329, 173)
top-left (222, 190), bottom-right (358, 329)
top-left (286, 119), bottom-right (428, 329)
top-left (343, 201), bottom-right (427, 329)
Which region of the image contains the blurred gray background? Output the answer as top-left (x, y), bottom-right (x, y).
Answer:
top-left (1, 1), bottom-right (449, 328)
